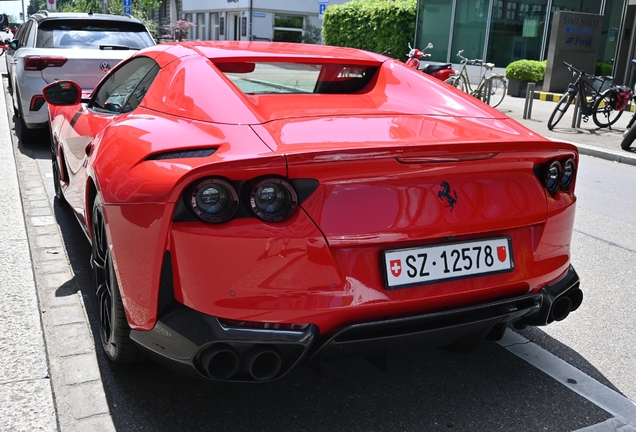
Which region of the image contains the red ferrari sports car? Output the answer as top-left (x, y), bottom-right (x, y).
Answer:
top-left (44, 41), bottom-right (582, 382)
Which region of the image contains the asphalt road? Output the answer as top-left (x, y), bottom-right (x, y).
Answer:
top-left (3, 67), bottom-right (635, 430)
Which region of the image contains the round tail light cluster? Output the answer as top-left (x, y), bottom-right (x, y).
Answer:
top-left (250, 179), bottom-right (298, 222)
top-left (189, 177), bottom-right (298, 223)
top-left (190, 179), bottom-right (238, 223)
top-left (541, 158), bottom-right (576, 195)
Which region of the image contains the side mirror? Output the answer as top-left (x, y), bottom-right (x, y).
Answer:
top-left (426, 42), bottom-right (434, 50)
top-left (43, 80), bottom-right (82, 106)
top-left (8, 40), bottom-right (18, 50)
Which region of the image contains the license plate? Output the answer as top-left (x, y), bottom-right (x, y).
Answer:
top-left (383, 237), bottom-right (514, 289)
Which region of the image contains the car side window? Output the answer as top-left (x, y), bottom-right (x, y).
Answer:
top-left (90, 57), bottom-right (159, 114)
top-left (25, 20), bottom-right (37, 47)
top-left (17, 20), bottom-right (33, 47)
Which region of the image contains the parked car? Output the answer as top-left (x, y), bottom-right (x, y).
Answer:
top-left (8, 11), bottom-right (154, 143)
top-left (43, 41), bottom-right (582, 382)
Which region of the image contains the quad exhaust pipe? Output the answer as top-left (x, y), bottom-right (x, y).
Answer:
top-left (199, 345), bottom-right (240, 380)
top-left (199, 344), bottom-right (283, 381)
top-left (550, 287), bottom-right (583, 322)
top-left (244, 346), bottom-right (282, 381)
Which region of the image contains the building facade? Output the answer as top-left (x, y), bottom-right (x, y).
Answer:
top-left (415, 0), bottom-right (635, 85)
top-left (177, 0), bottom-right (349, 42)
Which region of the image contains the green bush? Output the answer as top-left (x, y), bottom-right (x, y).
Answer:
top-left (505, 59), bottom-right (546, 82)
top-left (322, 0), bottom-right (417, 59)
top-left (595, 62), bottom-right (613, 77)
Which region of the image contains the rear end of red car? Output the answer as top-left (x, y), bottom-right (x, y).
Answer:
top-left (124, 48), bottom-right (581, 382)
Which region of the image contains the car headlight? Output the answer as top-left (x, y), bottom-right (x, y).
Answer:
top-left (190, 178), bottom-right (238, 223)
top-left (250, 178), bottom-right (298, 222)
top-left (544, 160), bottom-right (562, 195)
top-left (561, 158), bottom-right (576, 191)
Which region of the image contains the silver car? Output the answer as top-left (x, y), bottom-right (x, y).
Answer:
top-left (8, 12), bottom-right (155, 143)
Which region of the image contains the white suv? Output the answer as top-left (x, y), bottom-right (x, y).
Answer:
top-left (7, 12), bottom-right (155, 143)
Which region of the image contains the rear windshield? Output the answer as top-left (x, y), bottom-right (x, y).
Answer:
top-left (36, 20), bottom-right (154, 49)
top-left (215, 62), bottom-right (378, 94)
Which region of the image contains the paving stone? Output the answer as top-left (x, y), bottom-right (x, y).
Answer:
top-left (50, 322), bottom-right (94, 357)
top-left (69, 381), bottom-right (111, 420)
top-left (50, 305), bottom-right (86, 326)
top-left (60, 353), bottom-right (101, 386)
top-left (38, 270), bottom-right (74, 290)
top-left (67, 415), bottom-right (116, 432)
top-left (36, 234), bottom-right (63, 249)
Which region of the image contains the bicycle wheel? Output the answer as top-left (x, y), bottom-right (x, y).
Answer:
top-left (621, 123), bottom-right (636, 150)
top-left (547, 92), bottom-right (575, 130)
top-left (444, 75), bottom-right (466, 92)
top-left (592, 90), bottom-right (624, 128)
top-left (482, 76), bottom-right (506, 108)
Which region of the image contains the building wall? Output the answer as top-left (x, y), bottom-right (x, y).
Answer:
top-left (179, 0), bottom-right (350, 41)
top-left (416, 0), bottom-right (630, 82)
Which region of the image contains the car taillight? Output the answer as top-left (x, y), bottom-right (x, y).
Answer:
top-left (561, 158), bottom-right (576, 191)
top-left (535, 158), bottom-right (576, 195)
top-left (190, 178), bottom-right (239, 223)
top-left (250, 178), bottom-right (298, 222)
top-left (24, 56), bottom-right (68, 71)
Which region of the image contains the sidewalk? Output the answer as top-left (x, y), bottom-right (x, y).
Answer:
top-left (0, 81), bottom-right (635, 431)
top-left (0, 80), bottom-right (115, 431)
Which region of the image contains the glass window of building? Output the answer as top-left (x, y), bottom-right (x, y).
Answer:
top-left (274, 15), bottom-right (303, 43)
top-left (486, 0), bottom-right (548, 67)
top-left (450, 0), bottom-right (488, 64)
top-left (416, 0), bottom-right (453, 62)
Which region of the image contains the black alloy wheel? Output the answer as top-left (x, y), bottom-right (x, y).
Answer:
top-left (91, 196), bottom-right (143, 363)
top-left (50, 138), bottom-right (65, 202)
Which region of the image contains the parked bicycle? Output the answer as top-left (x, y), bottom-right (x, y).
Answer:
top-left (547, 62), bottom-right (631, 130)
top-left (444, 50), bottom-right (507, 108)
top-left (620, 59), bottom-right (636, 150)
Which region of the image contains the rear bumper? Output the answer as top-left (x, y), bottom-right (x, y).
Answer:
top-left (130, 266), bottom-right (581, 382)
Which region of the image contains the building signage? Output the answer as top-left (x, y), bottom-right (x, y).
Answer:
top-left (543, 11), bottom-right (603, 92)
top-left (253, 12), bottom-right (266, 18)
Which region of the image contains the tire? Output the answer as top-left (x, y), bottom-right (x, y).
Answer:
top-left (50, 138), bottom-right (65, 202)
top-left (547, 92), bottom-right (575, 130)
top-left (592, 90), bottom-right (624, 128)
top-left (621, 123), bottom-right (636, 150)
top-left (482, 76), bottom-right (506, 108)
top-left (91, 196), bottom-right (143, 364)
top-left (444, 75), bottom-right (466, 92)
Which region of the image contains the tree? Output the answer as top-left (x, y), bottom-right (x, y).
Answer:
top-left (108, 0), bottom-right (161, 37)
top-left (301, 21), bottom-right (322, 44)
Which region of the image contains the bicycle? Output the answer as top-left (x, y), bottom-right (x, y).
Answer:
top-left (444, 50), bottom-right (507, 108)
top-left (547, 62), bottom-right (628, 130)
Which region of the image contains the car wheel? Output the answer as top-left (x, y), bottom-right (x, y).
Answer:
top-left (91, 196), bottom-right (143, 363)
top-left (50, 138), bottom-right (65, 202)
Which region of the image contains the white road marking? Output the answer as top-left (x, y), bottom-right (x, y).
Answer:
top-left (499, 330), bottom-right (636, 430)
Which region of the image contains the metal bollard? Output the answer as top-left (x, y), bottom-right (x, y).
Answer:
top-left (523, 82), bottom-right (536, 119)
top-left (483, 79), bottom-right (492, 104)
top-left (571, 94), bottom-right (582, 128)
